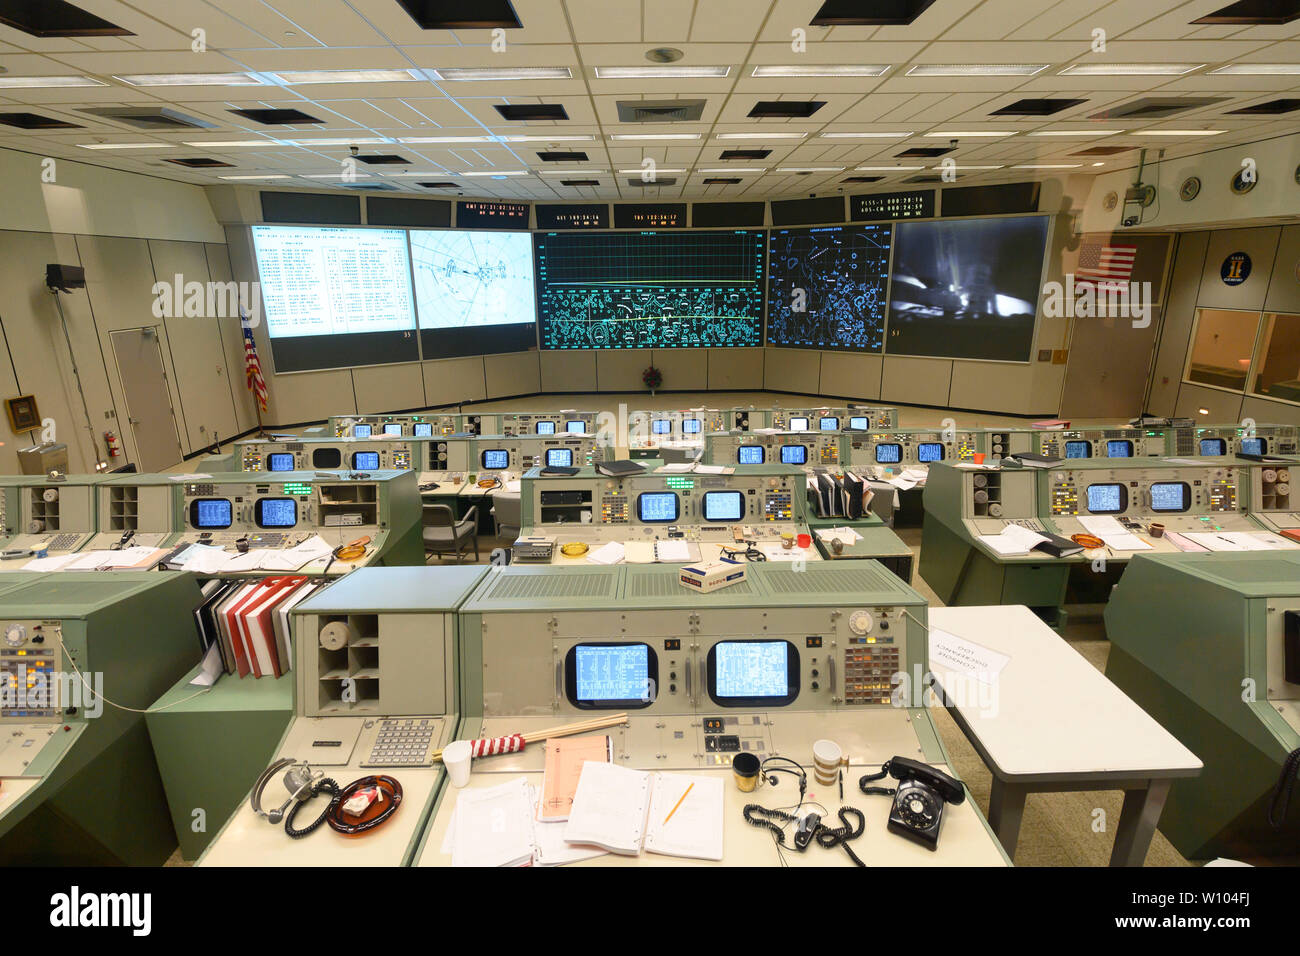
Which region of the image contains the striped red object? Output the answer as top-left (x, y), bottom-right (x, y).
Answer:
top-left (1076, 242), bottom-right (1138, 290)
top-left (469, 735), bottom-right (525, 758)
top-left (242, 321), bottom-right (269, 414)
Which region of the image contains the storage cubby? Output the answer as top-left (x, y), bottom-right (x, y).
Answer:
top-left (1259, 467), bottom-right (1291, 512)
top-left (318, 483), bottom-right (378, 527)
top-left (972, 472), bottom-right (1002, 517)
top-left (315, 613), bottom-right (382, 712)
top-left (109, 486), bottom-right (139, 531)
top-left (30, 487), bottom-right (60, 531)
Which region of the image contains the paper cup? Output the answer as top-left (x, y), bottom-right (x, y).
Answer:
top-left (442, 740), bottom-right (473, 788)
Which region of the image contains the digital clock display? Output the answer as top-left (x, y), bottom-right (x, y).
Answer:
top-left (851, 190), bottom-right (935, 222)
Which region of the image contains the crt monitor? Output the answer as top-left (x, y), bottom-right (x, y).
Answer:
top-left (1106, 439), bottom-right (1134, 458)
top-left (637, 492), bottom-right (679, 523)
top-left (312, 447), bottom-right (343, 469)
top-left (267, 453), bottom-right (295, 472)
top-left (413, 423), bottom-right (433, 438)
top-left (536, 421), bottom-right (557, 435)
top-left (383, 423), bottom-right (402, 436)
top-left (482, 449), bottom-right (509, 470)
top-left (789, 417), bottom-right (810, 431)
top-left (819, 416), bottom-right (840, 431)
top-left (352, 451), bottom-right (380, 470)
top-left (256, 497), bottom-right (297, 528)
top-left (545, 448), bottom-right (574, 467)
top-left (566, 420), bottom-right (585, 433)
top-left (1086, 483), bottom-right (1127, 514)
top-left (702, 490), bottom-right (744, 522)
top-left (683, 418), bottom-right (702, 434)
top-left (849, 416), bottom-right (869, 430)
top-left (917, 442), bottom-right (945, 463)
top-left (1241, 437), bottom-right (1267, 455)
top-left (737, 445), bottom-right (764, 465)
top-left (354, 424), bottom-right (372, 438)
top-left (875, 443), bottom-right (902, 464)
top-left (652, 419), bottom-right (672, 435)
top-left (707, 640), bottom-right (799, 707)
top-left (1198, 438), bottom-right (1226, 455)
top-left (780, 444), bottom-right (808, 465)
top-left (1150, 482), bottom-right (1191, 513)
top-left (565, 643), bottom-right (657, 710)
top-left (1065, 441), bottom-right (1091, 459)
top-left (190, 498), bottom-right (233, 529)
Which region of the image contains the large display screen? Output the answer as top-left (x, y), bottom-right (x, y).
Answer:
top-left (410, 229), bottom-right (537, 359)
top-left (766, 224), bottom-right (892, 351)
top-left (535, 230), bottom-right (766, 349)
top-left (886, 216), bottom-right (1048, 362)
top-left (709, 640), bottom-right (798, 706)
top-left (637, 492), bottom-right (679, 523)
top-left (567, 643), bottom-right (655, 709)
top-left (251, 225), bottom-right (418, 372)
top-left (1086, 483), bottom-right (1127, 514)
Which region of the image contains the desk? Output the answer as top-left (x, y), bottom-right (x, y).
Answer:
top-left (808, 520), bottom-right (913, 582)
top-left (927, 605), bottom-right (1203, 866)
top-left (543, 540), bottom-right (819, 566)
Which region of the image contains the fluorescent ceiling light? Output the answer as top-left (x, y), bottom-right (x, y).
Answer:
top-left (715, 132), bottom-right (806, 140)
top-left (78, 143), bottom-right (175, 150)
top-left (302, 173), bottom-right (373, 179)
top-left (696, 168), bottom-right (765, 173)
top-left (1209, 64), bottom-right (1300, 75)
top-left (0, 75), bottom-right (107, 89)
top-left (1013, 164), bottom-right (1083, 169)
top-left (609, 133), bottom-right (701, 141)
top-left (1028, 129), bottom-right (1124, 136)
top-left (596, 66), bottom-right (729, 78)
top-left (458, 170), bottom-right (530, 176)
top-left (907, 64), bottom-right (1047, 76)
top-left (777, 166), bottom-right (844, 172)
top-left (1060, 63), bottom-right (1202, 76)
top-left (500, 135), bottom-right (594, 142)
top-left (752, 65), bottom-right (888, 77)
top-left (219, 174), bottom-right (291, 180)
top-left (819, 131), bottom-right (912, 138)
top-left (285, 137), bottom-right (392, 146)
top-left (856, 165), bottom-right (924, 170)
top-left (924, 131), bottom-right (1015, 137)
top-left (932, 164), bottom-right (1004, 170)
top-left (399, 136), bottom-right (493, 143)
top-left (381, 171), bottom-right (452, 176)
top-left (430, 67), bottom-right (572, 81)
top-left (183, 139), bottom-right (283, 147)
top-left (539, 168), bottom-right (607, 174)
top-left (270, 69), bottom-right (419, 84)
top-left (1140, 129), bottom-right (1225, 136)
top-left (618, 168), bottom-right (686, 173)
top-left (399, 134), bottom-right (594, 144)
top-left (114, 73), bottom-right (263, 86)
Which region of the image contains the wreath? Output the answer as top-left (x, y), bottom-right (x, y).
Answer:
top-left (642, 365), bottom-right (663, 390)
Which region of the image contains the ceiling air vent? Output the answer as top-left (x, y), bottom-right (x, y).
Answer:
top-left (78, 106), bottom-right (215, 130)
top-left (749, 101), bottom-right (825, 119)
top-left (339, 182), bottom-right (399, 191)
top-left (0, 0), bottom-right (133, 37)
top-left (164, 157), bottom-right (234, 168)
top-left (843, 175), bottom-right (884, 183)
top-left (626, 177), bottom-right (677, 187)
top-left (703, 178), bottom-right (741, 185)
top-left (1228, 98), bottom-right (1300, 115)
top-left (810, 0), bottom-right (938, 25)
top-left (1071, 145), bottom-right (1133, 156)
top-left (356, 154), bottom-right (411, 165)
top-left (1192, 0), bottom-right (1299, 24)
top-left (721, 149), bottom-right (771, 160)
top-left (538, 151), bottom-right (589, 162)
top-left (418, 182), bottom-right (460, 188)
top-left (991, 98), bottom-right (1088, 116)
top-left (904, 174), bottom-right (945, 184)
top-left (395, 0), bottom-right (523, 29)
top-left (615, 100), bottom-right (707, 123)
top-left (1088, 97), bottom-right (1226, 120)
top-left (0, 112), bottom-right (81, 130)
top-left (561, 179), bottom-right (600, 186)
top-left (230, 108), bottom-right (323, 125)
top-left (896, 146), bottom-right (953, 158)
top-left (495, 104), bottom-right (568, 121)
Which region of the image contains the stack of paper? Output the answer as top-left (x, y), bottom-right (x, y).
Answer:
top-left (450, 778), bottom-right (537, 867)
top-left (1182, 531), bottom-right (1296, 552)
top-left (538, 736), bottom-right (612, 822)
top-left (814, 526), bottom-right (863, 544)
top-left (653, 540), bottom-right (692, 563)
top-left (1077, 516), bottom-right (1151, 552)
top-left (977, 523), bottom-right (1049, 556)
top-left (586, 542), bottom-right (625, 565)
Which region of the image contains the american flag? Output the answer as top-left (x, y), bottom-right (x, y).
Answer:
top-left (1076, 241), bottom-right (1138, 291)
top-left (242, 320), bottom-right (268, 414)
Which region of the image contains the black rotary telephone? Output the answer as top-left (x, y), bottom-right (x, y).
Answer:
top-left (860, 756), bottom-right (966, 851)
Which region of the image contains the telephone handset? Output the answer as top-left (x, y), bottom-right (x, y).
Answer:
top-left (860, 755), bottom-right (965, 851)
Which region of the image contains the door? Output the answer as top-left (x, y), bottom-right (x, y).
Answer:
top-left (111, 327), bottom-right (184, 472)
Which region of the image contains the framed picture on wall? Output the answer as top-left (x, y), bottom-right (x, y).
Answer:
top-left (5, 395), bottom-right (40, 432)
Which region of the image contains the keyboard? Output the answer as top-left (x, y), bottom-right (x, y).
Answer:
top-left (361, 718), bottom-right (437, 767)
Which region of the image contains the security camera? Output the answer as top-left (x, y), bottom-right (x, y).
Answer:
top-left (349, 145), bottom-right (359, 156)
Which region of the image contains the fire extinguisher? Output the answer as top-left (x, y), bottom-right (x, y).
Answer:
top-left (104, 430), bottom-right (121, 459)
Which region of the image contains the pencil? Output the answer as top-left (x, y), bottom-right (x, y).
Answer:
top-left (663, 782), bottom-right (694, 824)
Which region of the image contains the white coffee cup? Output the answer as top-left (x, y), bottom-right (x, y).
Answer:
top-left (812, 738), bottom-right (847, 787)
top-left (442, 740), bottom-right (473, 788)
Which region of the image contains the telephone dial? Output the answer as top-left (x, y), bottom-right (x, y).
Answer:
top-left (861, 755), bottom-right (965, 851)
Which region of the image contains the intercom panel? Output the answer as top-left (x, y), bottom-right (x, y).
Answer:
top-left (0, 619), bottom-right (72, 723)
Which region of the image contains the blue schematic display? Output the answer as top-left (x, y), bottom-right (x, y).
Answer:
top-left (1150, 482), bottom-right (1189, 512)
top-left (535, 230), bottom-right (766, 349)
top-left (638, 492), bottom-right (679, 523)
top-left (257, 497), bottom-right (297, 528)
top-left (918, 442), bottom-right (945, 463)
top-left (1199, 438), bottom-right (1226, 455)
top-left (1087, 484), bottom-right (1124, 513)
top-left (780, 444), bottom-right (807, 465)
top-left (1106, 440), bottom-right (1133, 458)
top-left (268, 453), bottom-right (295, 472)
top-left (652, 419), bottom-right (672, 435)
top-left (819, 417), bottom-right (839, 431)
top-left (714, 642), bottom-right (789, 698)
top-left (413, 423), bottom-right (433, 437)
top-left (766, 223), bottom-right (892, 352)
top-left (575, 645), bottom-right (650, 702)
top-left (482, 449), bottom-right (509, 470)
top-left (194, 499), bottom-right (232, 529)
top-left (738, 445), bottom-right (765, 464)
top-left (536, 421), bottom-right (557, 435)
top-left (876, 443), bottom-right (902, 464)
top-left (1066, 441), bottom-right (1091, 459)
top-left (683, 418), bottom-right (702, 434)
top-left (703, 491), bottom-right (744, 522)
top-left (1241, 438), bottom-right (1265, 455)
top-left (383, 424), bottom-right (402, 436)
top-left (353, 424), bottom-right (372, 438)
top-left (566, 420), bottom-right (585, 433)
top-left (849, 416), bottom-right (869, 430)
top-left (546, 448), bottom-right (573, 467)
top-left (352, 451), bottom-right (380, 470)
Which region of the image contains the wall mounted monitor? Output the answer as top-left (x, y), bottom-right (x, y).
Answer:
top-left (482, 449), bottom-right (509, 470)
top-left (535, 203), bottom-right (608, 230)
top-left (410, 228), bottom-right (537, 359)
top-left (251, 225), bottom-right (418, 372)
top-left (191, 498), bottom-right (233, 529)
top-left (535, 230), bottom-right (765, 349)
top-left (1149, 482), bottom-right (1191, 513)
top-left (267, 453), bottom-right (295, 472)
top-left (1106, 440), bottom-right (1133, 458)
top-left (256, 497), bottom-right (297, 528)
top-left (702, 490), bottom-right (744, 522)
top-left (941, 181), bottom-right (1041, 218)
top-left (545, 448), bottom-right (574, 467)
top-left (352, 451), bottom-right (380, 470)
top-left (767, 224), bottom-right (892, 352)
top-left (738, 445), bottom-right (765, 464)
top-left (876, 443), bottom-right (902, 464)
top-left (691, 201), bottom-right (765, 228)
top-left (917, 442), bottom-right (945, 463)
top-left (770, 196), bottom-right (845, 227)
top-left (637, 492), bottom-right (679, 523)
top-left (886, 215), bottom-right (1048, 362)
top-left (1065, 441), bottom-right (1091, 458)
top-left (780, 444), bottom-right (808, 465)
top-left (566, 643), bottom-right (656, 709)
top-left (1085, 483), bottom-right (1127, 514)
top-left (1198, 438), bottom-right (1227, 455)
top-left (708, 640), bottom-right (799, 707)
top-left (456, 200), bottom-right (529, 229)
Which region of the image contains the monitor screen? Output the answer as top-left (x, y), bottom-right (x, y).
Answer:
top-left (566, 643), bottom-right (656, 709)
top-left (413, 423), bottom-right (433, 438)
top-left (789, 417), bottom-right (810, 431)
top-left (683, 419), bottom-right (702, 434)
top-left (637, 492), bottom-right (679, 523)
top-left (545, 448), bottom-right (573, 467)
top-left (702, 490), bottom-right (744, 522)
top-left (383, 423), bottom-right (402, 436)
top-left (849, 416), bottom-right (869, 430)
top-left (353, 424), bottom-right (372, 439)
top-left (652, 419), bottom-right (672, 435)
top-left (410, 228), bottom-right (535, 329)
top-left (482, 449), bottom-right (509, 470)
top-left (1241, 437), bottom-right (1266, 455)
top-left (917, 442), bottom-right (945, 463)
top-left (780, 444), bottom-right (808, 465)
top-left (709, 640), bottom-right (798, 707)
top-left (1086, 483), bottom-right (1127, 514)
top-left (819, 417), bottom-right (840, 431)
top-left (876, 443), bottom-right (902, 464)
top-left (312, 448), bottom-right (342, 469)
top-left (267, 453), bottom-right (295, 472)
top-left (352, 451), bottom-right (380, 470)
top-left (256, 497), bottom-right (297, 528)
top-left (1198, 438), bottom-right (1226, 455)
top-left (1150, 482), bottom-right (1191, 513)
top-left (738, 445), bottom-right (765, 465)
top-left (190, 498), bottom-right (233, 529)
top-left (1065, 441), bottom-right (1091, 459)
top-left (566, 420), bottom-right (585, 434)
top-left (536, 421), bottom-right (557, 435)
top-left (1106, 440), bottom-right (1133, 458)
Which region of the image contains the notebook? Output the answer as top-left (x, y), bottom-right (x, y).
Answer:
top-left (564, 762), bottom-right (723, 860)
top-left (451, 777), bottom-right (536, 868)
top-left (538, 735), bottom-right (612, 823)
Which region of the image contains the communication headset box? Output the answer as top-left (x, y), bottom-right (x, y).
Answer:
top-left (678, 561), bottom-right (746, 593)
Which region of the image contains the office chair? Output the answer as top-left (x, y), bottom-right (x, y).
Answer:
top-left (422, 503), bottom-right (479, 563)
top-left (490, 492), bottom-right (522, 540)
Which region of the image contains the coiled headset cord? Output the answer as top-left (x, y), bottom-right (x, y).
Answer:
top-left (284, 777), bottom-right (340, 839)
top-left (1269, 748), bottom-right (1300, 829)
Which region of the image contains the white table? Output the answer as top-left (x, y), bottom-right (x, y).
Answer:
top-left (927, 605), bottom-right (1203, 866)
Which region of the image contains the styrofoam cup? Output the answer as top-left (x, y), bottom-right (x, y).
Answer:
top-left (442, 740), bottom-right (473, 787)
